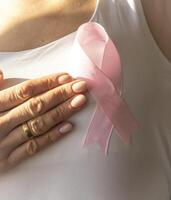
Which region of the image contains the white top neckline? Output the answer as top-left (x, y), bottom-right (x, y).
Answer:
top-left (0, 0), bottom-right (170, 67)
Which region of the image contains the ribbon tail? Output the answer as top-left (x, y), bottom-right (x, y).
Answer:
top-left (83, 106), bottom-right (114, 155)
top-left (101, 92), bottom-right (138, 144)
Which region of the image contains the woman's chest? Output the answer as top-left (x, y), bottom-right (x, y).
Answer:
top-left (0, 0), bottom-right (96, 52)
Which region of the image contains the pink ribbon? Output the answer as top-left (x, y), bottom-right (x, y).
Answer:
top-left (70, 22), bottom-right (138, 154)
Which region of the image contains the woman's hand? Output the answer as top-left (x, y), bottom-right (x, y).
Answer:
top-left (0, 71), bottom-right (87, 171)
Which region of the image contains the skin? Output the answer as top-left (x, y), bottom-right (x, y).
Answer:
top-left (0, 0), bottom-right (170, 170)
top-left (0, 0), bottom-right (170, 62)
top-left (0, 72), bottom-right (87, 171)
top-left (0, 0), bottom-right (94, 171)
top-left (0, 0), bottom-right (96, 51)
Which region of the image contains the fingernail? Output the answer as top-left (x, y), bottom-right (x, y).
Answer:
top-left (71, 94), bottom-right (87, 108)
top-left (59, 123), bottom-right (73, 134)
top-left (72, 81), bottom-right (87, 93)
top-left (58, 74), bottom-right (72, 84)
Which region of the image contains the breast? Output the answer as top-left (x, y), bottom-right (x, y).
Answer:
top-left (0, 29), bottom-right (169, 199)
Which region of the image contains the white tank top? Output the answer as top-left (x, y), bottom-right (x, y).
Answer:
top-left (0, 0), bottom-right (170, 199)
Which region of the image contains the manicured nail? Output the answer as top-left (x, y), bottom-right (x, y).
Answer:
top-left (59, 123), bottom-right (73, 134)
top-left (58, 74), bottom-right (72, 84)
top-left (72, 81), bottom-right (87, 93)
top-left (71, 94), bottom-right (87, 108)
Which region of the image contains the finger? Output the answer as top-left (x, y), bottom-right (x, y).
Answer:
top-left (7, 122), bottom-right (73, 168)
top-left (0, 159), bottom-right (8, 172)
top-left (27, 94), bottom-right (86, 136)
top-left (1, 94), bottom-right (86, 152)
top-left (4, 80), bottom-right (87, 134)
top-left (0, 70), bottom-right (3, 85)
top-left (0, 72), bottom-right (73, 112)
